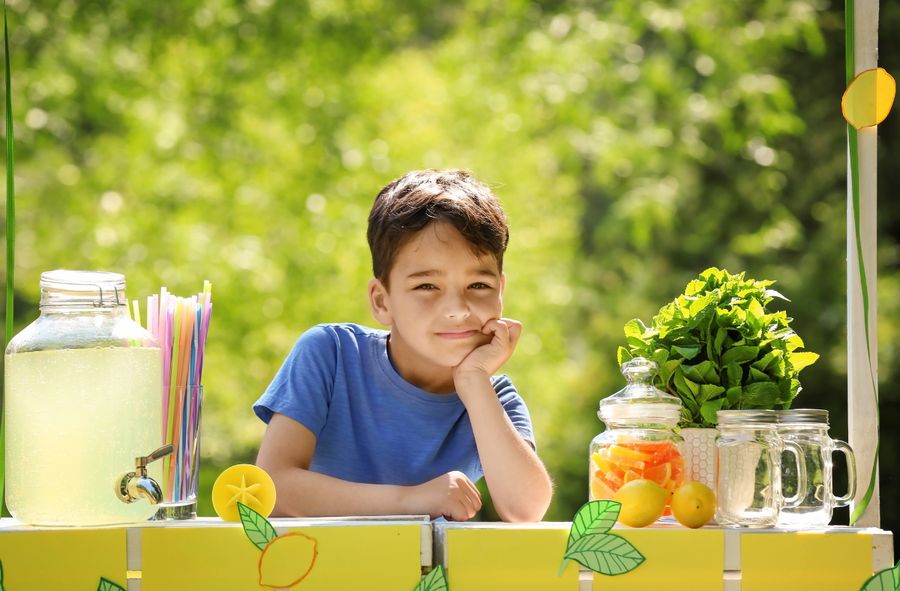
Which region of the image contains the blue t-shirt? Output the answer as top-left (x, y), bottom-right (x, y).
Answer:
top-left (253, 323), bottom-right (535, 485)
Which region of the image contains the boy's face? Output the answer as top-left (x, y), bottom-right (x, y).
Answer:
top-left (368, 220), bottom-right (505, 392)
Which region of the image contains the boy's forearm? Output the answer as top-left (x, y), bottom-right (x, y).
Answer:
top-left (267, 467), bottom-right (410, 518)
top-left (456, 374), bottom-right (553, 522)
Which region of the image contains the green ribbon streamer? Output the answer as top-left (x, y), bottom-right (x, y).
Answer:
top-left (845, 0), bottom-right (880, 526)
top-left (1, 0), bottom-right (14, 515)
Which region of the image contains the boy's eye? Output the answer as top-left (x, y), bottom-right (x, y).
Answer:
top-left (413, 283), bottom-right (438, 291)
top-left (469, 282), bottom-right (493, 289)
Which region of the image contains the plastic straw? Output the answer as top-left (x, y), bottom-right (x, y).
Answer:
top-left (137, 282), bottom-right (212, 503)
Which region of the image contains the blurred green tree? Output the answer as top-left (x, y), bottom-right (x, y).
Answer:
top-left (1, 0), bottom-right (897, 546)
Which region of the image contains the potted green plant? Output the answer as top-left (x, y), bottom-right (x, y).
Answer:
top-left (616, 267), bottom-right (819, 487)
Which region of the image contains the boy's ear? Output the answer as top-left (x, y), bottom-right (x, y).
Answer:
top-left (368, 278), bottom-right (393, 326)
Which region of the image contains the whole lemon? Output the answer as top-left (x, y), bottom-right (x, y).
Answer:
top-left (671, 481), bottom-right (716, 528)
top-left (613, 479), bottom-right (669, 527)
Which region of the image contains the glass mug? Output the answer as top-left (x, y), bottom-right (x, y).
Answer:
top-left (776, 409), bottom-right (857, 527)
top-left (715, 410), bottom-right (807, 528)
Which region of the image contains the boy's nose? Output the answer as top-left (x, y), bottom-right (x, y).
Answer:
top-left (444, 293), bottom-right (471, 319)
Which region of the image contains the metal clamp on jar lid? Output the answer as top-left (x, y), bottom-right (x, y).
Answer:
top-left (717, 409), bottom-right (779, 425)
top-left (599, 357), bottom-right (682, 422)
top-left (775, 409), bottom-right (829, 424)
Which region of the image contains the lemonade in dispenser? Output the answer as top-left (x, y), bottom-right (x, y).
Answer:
top-left (4, 270), bottom-right (168, 526)
top-left (590, 358), bottom-right (685, 515)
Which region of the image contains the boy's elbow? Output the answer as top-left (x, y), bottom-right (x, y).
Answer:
top-left (496, 480), bottom-right (554, 523)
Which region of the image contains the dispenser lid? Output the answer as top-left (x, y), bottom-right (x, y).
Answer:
top-left (40, 270), bottom-right (126, 308)
top-left (599, 357), bottom-right (682, 421)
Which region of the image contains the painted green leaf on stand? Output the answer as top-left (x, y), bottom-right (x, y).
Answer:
top-left (859, 561), bottom-right (900, 591)
top-left (97, 578), bottom-right (126, 591)
top-left (237, 501), bottom-right (278, 551)
top-left (567, 500), bottom-right (620, 546)
top-left (413, 564), bottom-right (448, 591)
top-left (563, 533), bottom-right (645, 576)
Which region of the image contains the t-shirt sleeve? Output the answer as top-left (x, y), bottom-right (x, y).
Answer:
top-left (253, 325), bottom-right (337, 438)
top-left (492, 374), bottom-right (536, 450)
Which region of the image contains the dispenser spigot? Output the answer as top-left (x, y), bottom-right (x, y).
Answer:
top-left (115, 444), bottom-right (174, 505)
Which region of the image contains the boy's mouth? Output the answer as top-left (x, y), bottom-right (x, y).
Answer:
top-left (435, 329), bottom-right (480, 340)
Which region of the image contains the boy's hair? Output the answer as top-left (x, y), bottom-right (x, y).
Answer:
top-left (367, 169), bottom-right (509, 285)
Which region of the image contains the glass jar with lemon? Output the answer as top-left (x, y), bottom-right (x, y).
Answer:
top-left (590, 358), bottom-right (686, 519)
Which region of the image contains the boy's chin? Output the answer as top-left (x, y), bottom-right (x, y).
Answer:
top-left (441, 348), bottom-right (481, 370)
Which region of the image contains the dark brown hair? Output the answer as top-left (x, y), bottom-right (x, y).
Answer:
top-left (367, 169), bottom-right (509, 284)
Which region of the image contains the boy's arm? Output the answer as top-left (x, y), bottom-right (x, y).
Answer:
top-left (256, 413), bottom-right (483, 520)
top-left (454, 319), bottom-right (554, 522)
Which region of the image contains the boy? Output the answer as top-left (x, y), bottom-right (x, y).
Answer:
top-left (254, 169), bottom-right (552, 522)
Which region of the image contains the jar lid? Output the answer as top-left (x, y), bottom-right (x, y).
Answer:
top-left (717, 409), bottom-right (778, 425)
top-left (599, 357), bottom-right (682, 421)
top-left (776, 408), bottom-right (829, 424)
top-left (40, 270), bottom-right (126, 308)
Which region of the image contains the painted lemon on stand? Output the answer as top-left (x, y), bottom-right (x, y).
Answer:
top-left (613, 479), bottom-right (669, 527)
top-left (258, 532), bottom-right (319, 588)
top-left (212, 464), bottom-right (277, 522)
top-left (671, 481), bottom-right (716, 528)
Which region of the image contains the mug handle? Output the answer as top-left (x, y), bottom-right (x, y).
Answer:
top-left (832, 439), bottom-right (858, 507)
top-left (781, 440), bottom-right (808, 508)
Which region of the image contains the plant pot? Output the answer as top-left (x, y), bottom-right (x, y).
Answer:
top-left (680, 427), bottom-right (718, 491)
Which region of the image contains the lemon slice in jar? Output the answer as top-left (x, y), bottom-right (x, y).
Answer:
top-left (212, 464), bottom-right (277, 522)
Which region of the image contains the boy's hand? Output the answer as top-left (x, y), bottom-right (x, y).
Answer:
top-left (453, 318), bottom-right (522, 382)
top-left (407, 471), bottom-right (482, 521)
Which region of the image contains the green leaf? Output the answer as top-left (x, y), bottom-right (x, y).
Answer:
top-left (700, 398), bottom-right (726, 424)
top-left (713, 328), bottom-right (727, 357)
top-left (672, 345), bottom-right (701, 360)
top-left (684, 279), bottom-right (707, 296)
top-left (683, 361), bottom-right (717, 384)
top-left (567, 500), bottom-right (620, 548)
top-left (98, 578), bottom-right (127, 591)
top-left (413, 564), bottom-right (448, 591)
top-left (563, 533), bottom-right (645, 576)
top-left (789, 351), bottom-right (819, 372)
top-left (616, 346), bottom-right (633, 367)
top-left (742, 382), bottom-right (781, 408)
top-left (623, 319), bottom-right (646, 340)
top-left (697, 384), bottom-right (725, 404)
top-left (751, 350), bottom-right (780, 372)
top-left (859, 561), bottom-right (900, 591)
top-left (721, 346), bottom-right (759, 365)
top-left (687, 293), bottom-right (712, 317)
top-left (725, 363), bottom-right (743, 387)
top-left (748, 367), bottom-right (769, 383)
top-left (4, 0), bottom-right (16, 353)
top-left (784, 333), bottom-right (805, 351)
top-left (659, 359), bottom-right (682, 388)
top-left (747, 297), bottom-right (765, 323)
top-left (237, 502), bottom-right (278, 551)
top-left (673, 369), bottom-right (700, 398)
top-left (625, 337), bottom-right (646, 350)
top-left (726, 386), bottom-right (742, 405)
top-left (650, 348), bottom-right (669, 367)
top-left (3, 0), bottom-right (17, 516)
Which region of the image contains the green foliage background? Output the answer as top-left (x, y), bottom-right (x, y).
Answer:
top-left (2, 0), bottom-right (898, 543)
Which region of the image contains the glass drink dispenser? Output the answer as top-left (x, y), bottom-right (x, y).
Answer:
top-left (4, 270), bottom-right (168, 525)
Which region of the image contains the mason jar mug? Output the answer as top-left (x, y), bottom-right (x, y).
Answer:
top-left (776, 409), bottom-right (857, 527)
top-left (715, 410), bottom-right (807, 528)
